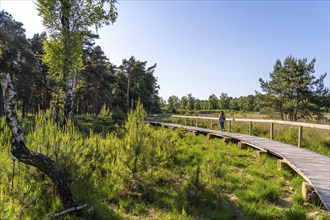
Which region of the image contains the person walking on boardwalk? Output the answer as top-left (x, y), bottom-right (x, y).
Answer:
top-left (219, 111), bottom-right (226, 131)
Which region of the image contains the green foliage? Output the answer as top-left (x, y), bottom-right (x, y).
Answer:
top-left (41, 39), bottom-right (65, 78)
top-left (0, 11), bottom-right (51, 116)
top-left (115, 56), bottom-right (160, 113)
top-left (42, 35), bottom-right (85, 78)
top-left (36, 0), bottom-right (118, 119)
top-left (242, 178), bottom-right (280, 202)
top-left (166, 95), bottom-right (180, 113)
top-left (283, 208), bottom-right (307, 220)
top-left (76, 40), bottom-right (117, 115)
top-left (112, 105), bottom-right (126, 122)
top-left (1, 9), bottom-right (161, 117)
top-left (0, 108), bottom-right (329, 218)
top-left (0, 11), bottom-right (28, 73)
top-left (168, 114), bottom-right (330, 156)
top-left (36, 0), bottom-right (118, 36)
top-left (258, 55), bottom-right (329, 121)
top-left (115, 102), bottom-right (176, 198)
top-left (292, 194), bottom-right (305, 207)
top-left (99, 104), bottom-right (111, 117)
top-left (208, 94), bottom-right (219, 109)
top-left (163, 93), bottom-right (261, 114)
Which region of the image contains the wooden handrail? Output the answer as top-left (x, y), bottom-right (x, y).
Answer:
top-left (171, 115), bottom-right (330, 130)
top-left (148, 121), bottom-right (330, 211)
top-left (169, 115), bottom-right (330, 147)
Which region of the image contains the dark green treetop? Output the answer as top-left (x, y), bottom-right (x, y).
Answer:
top-left (258, 55), bottom-right (328, 121)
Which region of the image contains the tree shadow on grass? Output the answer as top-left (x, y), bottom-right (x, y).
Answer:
top-left (144, 182), bottom-right (262, 219)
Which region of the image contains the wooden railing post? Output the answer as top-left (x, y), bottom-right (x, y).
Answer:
top-left (169, 115), bottom-right (330, 147)
top-left (270, 123), bottom-right (274, 140)
top-left (298, 126), bottom-right (303, 147)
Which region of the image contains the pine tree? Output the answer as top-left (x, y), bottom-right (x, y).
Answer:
top-left (258, 56), bottom-right (328, 121)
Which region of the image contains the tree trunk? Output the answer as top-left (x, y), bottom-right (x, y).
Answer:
top-left (94, 100), bottom-right (98, 116)
top-left (61, 0), bottom-right (75, 122)
top-left (64, 74), bottom-right (75, 120)
top-left (22, 104), bottom-right (25, 118)
top-left (0, 73), bottom-right (77, 209)
top-left (43, 73), bottom-right (50, 110)
top-left (0, 87), bottom-right (4, 117)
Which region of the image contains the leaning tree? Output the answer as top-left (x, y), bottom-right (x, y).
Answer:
top-left (0, 73), bottom-right (78, 210)
top-left (0, 10), bottom-right (80, 213)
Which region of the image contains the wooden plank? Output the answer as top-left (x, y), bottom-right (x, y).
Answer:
top-left (223, 137), bottom-right (232, 143)
top-left (238, 142), bottom-right (248, 149)
top-left (297, 163), bottom-right (330, 167)
top-left (302, 182), bottom-right (322, 205)
top-left (284, 153), bottom-right (328, 158)
top-left (256, 150), bottom-right (267, 158)
top-left (240, 142), bottom-right (268, 152)
top-left (316, 188), bottom-right (330, 193)
top-left (150, 121), bottom-right (330, 211)
top-left (300, 170), bottom-right (330, 175)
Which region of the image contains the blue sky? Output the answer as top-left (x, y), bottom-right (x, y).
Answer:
top-left (1, 0), bottom-right (329, 100)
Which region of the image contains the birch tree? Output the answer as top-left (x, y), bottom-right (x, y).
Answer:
top-left (0, 73), bottom-right (78, 210)
top-left (36, 0), bottom-right (117, 121)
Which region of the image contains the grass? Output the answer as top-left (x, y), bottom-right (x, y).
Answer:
top-left (0, 109), bottom-right (329, 219)
top-left (169, 133), bottom-right (329, 219)
top-left (170, 114), bottom-right (330, 157)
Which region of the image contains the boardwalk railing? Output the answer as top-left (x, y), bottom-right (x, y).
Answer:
top-left (149, 121), bottom-right (330, 211)
top-left (151, 115), bottom-right (330, 147)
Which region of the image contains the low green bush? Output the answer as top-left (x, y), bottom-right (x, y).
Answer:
top-left (0, 107), bottom-right (329, 219)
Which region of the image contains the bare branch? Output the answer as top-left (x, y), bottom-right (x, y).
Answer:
top-left (49, 204), bottom-right (89, 218)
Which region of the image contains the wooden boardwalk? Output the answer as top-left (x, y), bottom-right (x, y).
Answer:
top-left (149, 121), bottom-right (330, 211)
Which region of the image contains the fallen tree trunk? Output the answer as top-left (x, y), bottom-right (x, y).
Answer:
top-left (0, 73), bottom-right (77, 209)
